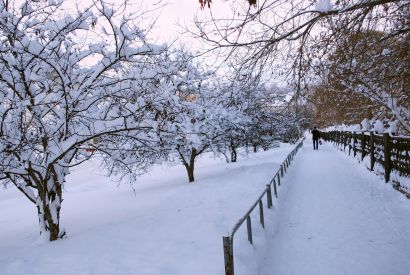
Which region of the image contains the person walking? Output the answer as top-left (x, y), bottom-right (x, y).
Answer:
top-left (312, 127), bottom-right (320, 150)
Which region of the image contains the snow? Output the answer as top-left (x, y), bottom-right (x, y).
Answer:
top-left (373, 120), bottom-right (385, 133)
top-left (1, 139), bottom-right (409, 275)
top-left (360, 118), bottom-right (370, 131)
top-left (259, 139), bottom-right (410, 275)
top-left (323, 120), bottom-right (409, 136)
top-left (0, 144), bottom-right (294, 275)
top-left (314, 0), bottom-right (333, 12)
top-left (387, 120), bottom-right (398, 134)
top-left (323, 124), bottom-right (361, 132)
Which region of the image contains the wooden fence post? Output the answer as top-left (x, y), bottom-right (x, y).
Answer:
top-left (370, 131), bottom-right (375, 171)
top-left (259, 200), bottom-right (265, 228)
top-left (348, 132), bottom-right (352, 155)
top-left (246, 216), bottom-right (253, 244)
top-left (383, 133), bottom-right (392, 182)
top-left (223, 236), bottom-right (234, 275)
top-left (343, 132), bottom-right (347, 151)
top-left (353, 132), bottom-right (357, 157)
top-left (361, 132), bottom-right (366, 160)
top-left (273, 179), bottom-right (278, 197)
top-left (267, 184), bottom-right (274, 205)
top-left (337, 131), bottom-right (341, 146)
top-left (336, 131), bottom-right (339, 145)
top-left (277, 173), bottom-right (281, 186)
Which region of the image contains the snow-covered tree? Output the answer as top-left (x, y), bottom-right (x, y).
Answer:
top-left (0, 0), bottom-right (165, 241)
top-left (209, 78), bottom-right (248, 163)
top-left (194, 0), bottom-right (409, 131)
top-left (156, 50), bottom-right (227, 182)
top-left (316, 31), bottom-right (409, 133)
top-left (94, 48), bottom-right (221, 183)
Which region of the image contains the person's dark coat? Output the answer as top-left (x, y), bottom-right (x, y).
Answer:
top-left (312, 129), bottom-right (320, 140)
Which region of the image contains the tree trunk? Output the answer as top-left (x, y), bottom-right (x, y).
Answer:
top-left (37, 196), bottom-right (62, 241)
top-left (179, 147), bottom-right (197, 182)
top-left (186, 148), bottom-right (196, 182)
top-left (230, 149), bottom-right (237, 162)
top-left (36, 168), bottom-right (64, 241)
top-left (186, 164), bottom-right (195, 182)
top-left (253, 144), bottom-right (258, 153)
top-left (222, 151), bottom-right (230, 163)
top-left (230, 141), bottom-right (237, 163)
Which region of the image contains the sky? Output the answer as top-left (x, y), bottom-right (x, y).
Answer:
top-left (64, 0), bottom-right (286, 84)
top-left (146, 0), bottom-right (202, 42)
top-left (139, 0), bottom-right (239, 68)
top-left (140, 0), bottom-right (232, 48)
top-left (66, 0), bottom-right (232, 51)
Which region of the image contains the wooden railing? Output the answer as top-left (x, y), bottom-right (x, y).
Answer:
top-left (222, 138), bottom-right (305, 275)
top-left (321, 130), bottom-right (410, 190)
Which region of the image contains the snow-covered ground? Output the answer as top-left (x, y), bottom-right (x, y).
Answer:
top-left (0, 143), bottom-right (295, 275)
top-left (1, 139), bottom-right (409, 275)
top-left (259, 140), bottom-right (410, 275)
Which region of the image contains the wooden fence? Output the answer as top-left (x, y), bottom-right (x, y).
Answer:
top-left (222, 138), bottom-right (305, 275)
top-left (321, 131), bottom-right (410, 183)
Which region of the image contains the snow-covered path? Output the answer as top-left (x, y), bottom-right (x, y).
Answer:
top-left (259, 140), bottom-right (410, 275)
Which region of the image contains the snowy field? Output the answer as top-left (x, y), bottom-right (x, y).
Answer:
top-left (1, 140), bottom-right (409, 275)
top-left (0, 143), bottom-right (295, 275)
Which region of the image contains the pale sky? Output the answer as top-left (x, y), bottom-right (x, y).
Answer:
top-left (140, 0), bottom-right (231, 48)
top-left (66, 0), bottom-right (283, 83)
top-left (147, 0), bottom-right (201, 42)
top-left (73, 0), bottom-right (231, 49)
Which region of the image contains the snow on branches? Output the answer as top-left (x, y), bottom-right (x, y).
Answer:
top-left (192, 0), bottom-right (409, 132)
top-left (0, 0), bottom-right (165, 241)
top-left (0, 0), bottom-right (307, 242)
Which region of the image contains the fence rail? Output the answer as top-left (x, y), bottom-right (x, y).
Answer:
top-left (222, 138), bottom-right (305, 275)
top-left (321, 131), bottom-right (410, 183)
